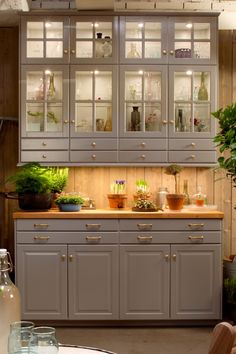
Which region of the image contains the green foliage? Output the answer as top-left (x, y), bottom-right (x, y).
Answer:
top-left (55, 194), bottom-right (84, 205)
top-left (212, 103), bottom-right (236, 188)
top-left (46, 167), bottom-right (68, 193)
top-left (136, 179), bottom-right (149, 192)
top-left (134, 198), bottom-right (157, 210)
top-left (164, 164), bottom-right (183, 193)
top-left (224, 277), bottom-right (236, 304)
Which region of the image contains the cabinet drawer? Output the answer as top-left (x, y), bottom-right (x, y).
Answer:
top-left (17, 231), bottom-right (119, 244)
top-left (119, 219), bottom-right (221, 231)
top-left (21, 139), bottom-right (69, 150)
top-left (169, 151), bottom-right (217, 164)
top-left (21, 151), bottom-right (69, 162)
top-left (16, 219), bottom-right (119, 231)
top-left (119, 151), bottom-right (167, 163)
top-left (120, 139), bottom-right (167, 150)
top-left (70, 151), bottom-right (118, 163)
top-left (120, 231), bottom-right (221, 244)
top-left (169, 139), bottom-right (216, 151)
top-left (71, 139), bottom-right (117, 150)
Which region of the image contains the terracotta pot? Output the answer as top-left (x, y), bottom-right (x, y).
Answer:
top-left (107, 194), bottom-right (127, 209)
top-left (166, 194), bottom-right (185, 211)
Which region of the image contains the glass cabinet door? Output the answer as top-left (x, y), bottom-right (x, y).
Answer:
top-left (120, 65), bottom-right (167, 137)
top-left (21, 65), bottom-right (69, 137)
top-left (70, 17), bottom-right (118, 64)
top-left (21, 16), bottom-right (69, 64)
top-left (120, 17), bottom-right (168, 64)
top-left (168, 17), bottom-right (217, 64)
top-left (70, 65), bottom-right (117, 137)
top-left (169, 66), bottom-right (216, 138)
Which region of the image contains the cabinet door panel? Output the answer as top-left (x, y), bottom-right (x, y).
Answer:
top-left (68, 245), bottom-right (119, 319)
top-left (120, 244), bottom-right (170, 319)
top-left (171, 244), bottom-right (222, 319)
top-left (16, 244), bottom-right (67, 320)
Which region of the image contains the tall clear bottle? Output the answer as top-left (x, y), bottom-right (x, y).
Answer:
top-left (0, 249), bottom-right (21, 354)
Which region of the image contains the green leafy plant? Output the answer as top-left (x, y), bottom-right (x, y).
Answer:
top-left (212, 103), bottom-right (236, 189)
top-left (164, 164), bottom-right (183, 193)
top-left (224, 277), bottom-right (236, 304)
top-left (134, 198), bottom-right (157, 210)
top-left (46, 167), bottom-right (68, 194)
top-left (55, 194), bottom-right (84, 205)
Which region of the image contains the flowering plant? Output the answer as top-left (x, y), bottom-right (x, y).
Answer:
top-left (110, 180), bottom-right (126, 194)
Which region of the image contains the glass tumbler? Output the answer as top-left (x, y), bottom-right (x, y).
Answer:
top-left (28, 326), bottom-right (58, 354)
top-left (8, 321), bottom-right (34, 354)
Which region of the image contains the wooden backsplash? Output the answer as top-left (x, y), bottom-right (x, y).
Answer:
top-left (0, 28), bottom-right (235, 259)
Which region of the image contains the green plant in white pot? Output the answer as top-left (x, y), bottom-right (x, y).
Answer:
top-left (55, 194), bottom-right (84, 212)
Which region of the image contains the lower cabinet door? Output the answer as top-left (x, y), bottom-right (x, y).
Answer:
top-left (68, 245), bottom-right (119, 319)
top-left (171, 244), bottom-right (222, 319)
top-left (120, 245), bottom-right (170, 319)
top-left (16, 244), bottom-right (68, 320)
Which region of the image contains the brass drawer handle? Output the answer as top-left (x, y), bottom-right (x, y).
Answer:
top-left (188, 235), bottom-right (204, 241)
top-left (33, 236), bottom-right (50, 241)
top-left (188, 223), bottom-right (204, 229)
top-left (34, 223), bottom-right (49, 229)
top-left (86, 236), bottom-right (102, 242)
top-left (137, 223), bottom-right (152, 230)
top-left (137, 235), bottom-right (153, 242)
top-left (85, 224), bottom-right (101, 230)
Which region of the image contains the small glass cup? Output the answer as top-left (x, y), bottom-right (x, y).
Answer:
top-left (28, 326), bottom-right (58, 354)
top-left (8, 321), bottom-right (34, 354)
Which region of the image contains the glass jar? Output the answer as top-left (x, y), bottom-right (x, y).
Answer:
top-left (28, 327), bottom-right (58, 354)
top-left (192, 186), bottom-right (207, 207)
top-left (8, 321), bottom-right (34, 354)
top-left (156, 187), bottom-right (169, 209)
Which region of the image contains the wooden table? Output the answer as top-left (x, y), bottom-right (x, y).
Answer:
top-left (59, 344), bottom-right (116, 354)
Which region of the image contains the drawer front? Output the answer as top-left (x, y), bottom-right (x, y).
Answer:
top-left (16, 219), bottom-right (119, 231)
top-left (71, 139), bottom-right (117, 150)
top-left (119, 219), bottom-right (221, 231)
top-left (120, 139), bottom-right (167, 150)
top-left (120, 231), bottom-right (221, 244)
top-left (169, 151), bottom-right (217, 164)
top-left (70, 151), bottom-right (118, 163)
top-left (21, 139), bottom-right (69, 150)
top-left (119, 151), bottom-right (167, 163)
top-left (169, 139), bottom-right (215, 151)
top-left (21, 151), bottom-right (69, 162)
top-left (17, 231), bottom-right (119, 244)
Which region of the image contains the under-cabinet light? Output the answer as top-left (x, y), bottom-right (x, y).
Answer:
top-left (185, 23), bottom-right (193, 29)
top-left (138, 70), bottom-right (143, 75)
top-left (186, 70), bottom-right (193, 75)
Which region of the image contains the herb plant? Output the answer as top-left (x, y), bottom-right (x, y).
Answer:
top-left (55, 194), bottom-right (84, 205)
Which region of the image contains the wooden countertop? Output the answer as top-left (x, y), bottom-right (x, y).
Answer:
top-left (13, 208), bottom-right (224, 219)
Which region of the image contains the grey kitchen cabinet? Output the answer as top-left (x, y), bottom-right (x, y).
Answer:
top-left (119, 218), bottom-right (222, 320)
top-left (15, 219), bottom-right (119, 320)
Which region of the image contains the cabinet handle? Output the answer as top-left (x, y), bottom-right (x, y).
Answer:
top-left (86, 236), bottom-right (102, 242)
top-left (162, 120), bottom-right (167, 124)
top-left (188, 235), bottom-right (204, 241)
top-left (137, 223), bottom-right (152, 230)
top-left (172, 254), bottom-right (177, 261)
top-left (164, 254), bottom-right (169, 261)
top-left (61, 254), bottom-right (66, 261)
top-left (71, 120), bottom-right (75, 124)
top-left (42, 142), bottom-right (47, 146)
top-left (169, 120), bottom-right (174, 124)
top-left (162, 49), bottom-right (167, 55)
top-left (92, 154), bottom-right (96, 160)
top-left (140, 142), bottom-right (146, 148)
top-left (190, 154), bottom-right (196, 159)
top-left (188, 223), bottom-right (204, 229)
top-left (71, 49), bottom-right (76, 54)
top-left (169, 50), bottom-right (174, 55)
top-left (86, 223), bottom-right (101, 230)
top-left (140, 154), bottom-right (146, 160)
top-left (137, 235), bottom-right (152, 242)
top-left (69, 255), bottom-right (73, 262)
top-left (64, 120), bottom-right (69, 124)
top-left (34, 223), bottom-right (49, 229)
top-left (64, 49), bottom-right (68, 54)
top-left (191, 142), bottom-right (196, 147)
top-left (91, 142), bottom-right (96, 147)
top-left (42, 154), bottom-right (47, 159)
top-left (33, 236), bottom-right (50, 241)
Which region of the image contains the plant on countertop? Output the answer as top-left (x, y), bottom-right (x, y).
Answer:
top-left (133, 198), bottom-right (157, 210)
top-left (110, 180), bottom-right (126, 194)
top-left (164, 164), bottom-right (184, 211)
top-left (46, 167), bottom-right (69, 194)
top-left (134, 179), bottom-right (151, 200)
top-left (55, 194), bottom-right (85, 205)
top-left (164, 164), bottom-right (183, 194)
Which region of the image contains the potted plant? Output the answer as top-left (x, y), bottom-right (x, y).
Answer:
top-left (46, 167), bottom-right (69, 207)
top-left (133, 179), bottom-right (151, 201)
top-left (164, 164), bottom-right (185, 211)
top-left (132, 198), bottom-right (158, 212)
top-left (55, 194), bottom-right (85, 212)
top-left (107, 180), bottom-right (127, 208)
top-left (6, 163), bottom-right (53, 210)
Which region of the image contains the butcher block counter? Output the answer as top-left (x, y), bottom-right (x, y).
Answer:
top-left (14, 208), bottom-right (223, 323)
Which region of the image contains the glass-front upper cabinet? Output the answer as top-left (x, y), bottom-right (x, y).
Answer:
top-left (21, 65), bottom-right (69, 138)
top-left (168, 16), bottom-right (218, 64)
top-left (120, 65), bottom-right (167, 137)
top-left (168, 66), bottom-right (216, 138)
top-left (70, 17), bottom-right (118, 64)
top-left (120, 16), bottom-right (168, 64)
top-left (21, 16), bottom-right (70, 64)
top-left (70, 65), bottom-right (118, 137)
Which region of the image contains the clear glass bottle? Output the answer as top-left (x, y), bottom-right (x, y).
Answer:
top-left (0, 249), bottom-right (21, 354)
top-left (127, 43), bottom-right (141, 58)
top-left (156, 187), bottom-right (169, 209)
top-left (192, 186), bottom-right (207, 207)
top-left (8, 321), bottom-right (34, 354)
top-left (28, 327), bottom-right (58, 354)
top-left (183, 180), bottom-right (190, 205)
top-left (48, 73), bottom-right (56, 100)
top-left (198, 72), bottom-right (208, 100)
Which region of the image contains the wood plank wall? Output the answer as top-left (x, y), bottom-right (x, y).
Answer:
top-left (0, 28), bottom-right (235, 259)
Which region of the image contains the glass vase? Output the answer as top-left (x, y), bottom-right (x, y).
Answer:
top-left (198, 72), bottom-right (208, 100)
top-left (28, 327), bottom-right (58, 354)
top-left (8, 321), bottom-right (34, 354)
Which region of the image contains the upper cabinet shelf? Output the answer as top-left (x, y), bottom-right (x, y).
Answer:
top-left (120, 16), bottom-right (217, 65)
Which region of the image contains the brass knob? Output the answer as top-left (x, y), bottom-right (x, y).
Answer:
top-left (91, 142), bottom-right (96, 147)
top-left (169, 120), bottom-right (174, 124)
top-left (169, 50), bottom-right (174, 55)
top-left (172, 254), bottom-right (177, 261)
top-left (64, 120), bottom-right (69, 124)
top-left (164, 254), bottom-right (169, 261)
top-left (141, 142), bottom-right (146, 148)
top-left (69, 255), bottom-right (73, 262)
top-left (71, 120), bottom-right (75, 124)
top-left (162, 49), bottom-right (167, 55)
top-left (42, 154), bottom-right (47, 159)
top-left (92, 154), bottom-right (96, 159)
top-left (64, 49), bottom-right (68, 54)
top-left (141, 154), bottom-right (146, 159)
top-left (61, 254), bottom-right (66, 261)
top-left (71, 49), bottom-right (76, 54)
top-left (42, 142), bottom-right (47, 146)
top-left (190, 154), bottom-right (196, 159)
top-left (191, 142), bottom-right (196, 147)
top-left (162, 120), bottom-right (167, 124)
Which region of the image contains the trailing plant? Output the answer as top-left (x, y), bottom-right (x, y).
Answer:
top-left (55, 194), bottom-right (84, 205)
top-left (224, 277), bottom-right (236, 304)
top-left (212, 103), bottom-right (236, 189)
top-left (164, 164), bottom-right (183, 193)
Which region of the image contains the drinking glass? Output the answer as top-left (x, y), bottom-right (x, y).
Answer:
top-left (28, 326), bottom-right (58, 354)
top-left (8, 321), bottom-right (34, 354)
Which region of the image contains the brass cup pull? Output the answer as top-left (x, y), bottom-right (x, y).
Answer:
top-left (137, 235), bottom-right (153, 242)
top-left (34, 223), bottom-right (49, 229)
top-left (86, 236), bottom-right (102, 242)
top-left (33, 236), bottom-right (50, 241)
top-left (188, 235), bottom-right (204, 241)
top-left (137, 223), bottom-right (152, 231)
top-left (86, 223), bottom-right (101, 230)
top-left (188, 223), bottom-right (204, 229)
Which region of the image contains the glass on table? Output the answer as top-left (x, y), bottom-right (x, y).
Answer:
top-left (8, 320), bottom-right (34, 354)
top-left (28, 326), bottom-right (58, 354)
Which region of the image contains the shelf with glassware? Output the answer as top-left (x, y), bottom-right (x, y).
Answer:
top-left (119, 65), bottom-right (168, 163)
top-left (168, 65), bottom-right (217, 164)
top-left (20, 65), bottom-right (69, 163)
top-left (69, 65), bottom-right (118, 163)
top-left (119, 15), bottom-right (218, 65)
top-left (20, 15), bottom-right (118, 65)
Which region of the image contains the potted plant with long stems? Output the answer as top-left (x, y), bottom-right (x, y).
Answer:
top-left (107, 180), bottom-right (127, 208)
top-left (164, 164), bottom-right (185, 210)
